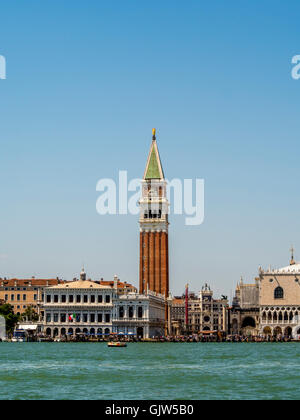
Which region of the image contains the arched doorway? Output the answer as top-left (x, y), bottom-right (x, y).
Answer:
top-left (61, 328), bottom-right (66, 336)
top-left (97, 328), bottom-right (103, 336)
top-left (292, 326), bottom-right (300, 339)
top-left (75, 328), bottom-right (81, 334)
top-left (90, 328), bottom-right (95, 336)
top-left (137, 327), bottom-right (144, 338)
top-left (46, 328), bottom-right (51, 337)
top-left (241, 317), bottom-right (256, 336)
top-left (83, 328), bottom-right (88, 335)
top-left (104, 328), bottom-right (110, 336)
top-left (284, 326), bottom-right (292, 337)
top-left (53, 328), bottom-right (59, 337)
top-left (263, 326), bottom-right (272, 336)
top-left (274, 326), bottom-right (282, 336)
top-left (242, 317), bottom-right (256, 328)
top-left (68, 328), bottom-right (74, 336)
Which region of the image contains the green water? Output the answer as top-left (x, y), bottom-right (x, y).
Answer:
top-left (0, 342), bottom-right (299, 400)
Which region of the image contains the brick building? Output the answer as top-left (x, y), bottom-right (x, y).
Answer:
top-left (139, 129), bottom-right (169, 304)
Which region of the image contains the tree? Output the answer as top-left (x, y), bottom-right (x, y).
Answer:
top-left (0, 304), bottom-right (20, 335)
top-left (22, 305), bottom-right (39, 322)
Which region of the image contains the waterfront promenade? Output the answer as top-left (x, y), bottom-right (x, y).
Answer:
top-left (0, 342), bottom-right (299, 400)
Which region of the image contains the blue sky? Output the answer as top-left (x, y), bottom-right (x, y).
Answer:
top-left (0, 1), bottom-right (300, 298)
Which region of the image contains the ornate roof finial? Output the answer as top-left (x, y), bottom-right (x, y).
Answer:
top-left (152, 128), bottom-right (156, 140)
top-left (290, 245), bottom-right (295, 265)
top-left (80, 266), bottom-right (86, 281)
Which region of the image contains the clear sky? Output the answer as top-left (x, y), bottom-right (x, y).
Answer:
top-left (1, 1), bottom-right (300, 299)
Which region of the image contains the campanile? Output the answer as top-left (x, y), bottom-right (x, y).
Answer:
top-left (139, 129), bottom-right (169, 300)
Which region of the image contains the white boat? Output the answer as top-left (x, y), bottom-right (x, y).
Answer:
top-left (12, 329), bottom-right (27, 342)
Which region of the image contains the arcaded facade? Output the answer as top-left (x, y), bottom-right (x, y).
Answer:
top-left (259, 259), bottom-right (300, 338)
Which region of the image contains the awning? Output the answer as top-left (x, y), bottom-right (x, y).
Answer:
top-left (18, 324), bottom-right (38, 331)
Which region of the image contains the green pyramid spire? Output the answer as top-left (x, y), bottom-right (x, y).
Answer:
top-left (145, 147), bottom-right (161, 179)
top-left (143, 129), bottom-right (164, 180)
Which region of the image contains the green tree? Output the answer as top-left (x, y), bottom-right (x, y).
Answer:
top-left (0, 304), bottom-right (20, 335)
top-left (22, 305), bottom-right (39, 322)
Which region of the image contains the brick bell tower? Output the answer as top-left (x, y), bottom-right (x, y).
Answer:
top-left (139, 129), bottom-right (169, 304)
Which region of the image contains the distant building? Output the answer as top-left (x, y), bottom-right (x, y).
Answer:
top-left (171, 284), bottom-right (228, 335)
top-left (97, 279), bottom-right (136, 294)
top-left (171, 297), bottom-right (186, 333)
top-left (229, 278), bottom-right (260, 336)
top-left (230, 249), bottom-right (300, 338)
top-left (0, 277), bottom-right (64, 318)
top-left (113, 290), bottom-right (166, 338)
top-left (259, 249), bottom-right (300, 338)
top-left (43, 270), bottom-right (119, 337)
top-left (42, 270), bottom-right (165, 339)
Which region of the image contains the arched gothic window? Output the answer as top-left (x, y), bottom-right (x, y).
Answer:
top-left (274, 287), bottom-right (284, 299)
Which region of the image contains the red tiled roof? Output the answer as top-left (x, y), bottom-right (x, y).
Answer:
top-left (0, 278), bottom-right (65, 287)
top-left (99, 280), bottom-right (136, 290)
top-left (172, 298), bottom-right (184, 304)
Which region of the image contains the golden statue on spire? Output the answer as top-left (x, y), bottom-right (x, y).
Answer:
top-left (152, 128), bottom-right (156, 139)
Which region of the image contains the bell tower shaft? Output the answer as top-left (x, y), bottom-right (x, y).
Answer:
top-left (139, 130), bottom-right (169, 299)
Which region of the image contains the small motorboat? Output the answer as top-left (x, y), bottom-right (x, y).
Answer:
top-left (107, 341), bottom-right (127, 348)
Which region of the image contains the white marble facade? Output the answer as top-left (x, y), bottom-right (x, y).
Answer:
top-left (113, 290), bottom-right (165, 338)
top-left (43, 277), bottom-right (166, 339)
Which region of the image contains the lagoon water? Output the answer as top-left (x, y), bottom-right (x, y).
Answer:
top-left (0, 342), bottom-right (299, 400)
